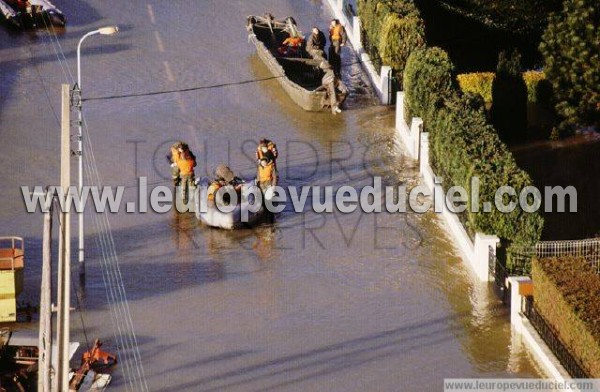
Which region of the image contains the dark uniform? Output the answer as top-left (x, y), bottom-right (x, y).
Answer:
top-left (307, 28), bottom-right (327, 59)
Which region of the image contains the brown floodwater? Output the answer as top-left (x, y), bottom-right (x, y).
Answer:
top-left (1, 0), bottom-right (542, 390)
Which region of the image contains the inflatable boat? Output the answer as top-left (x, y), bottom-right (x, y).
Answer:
top-left (195, 183), bottom-right (273, 230)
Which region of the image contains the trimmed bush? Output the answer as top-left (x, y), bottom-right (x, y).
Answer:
top-left (357, 0), bottom-right (426, 77)
top-left (378, 13), bottom-right (426, 86)
top-left (532, 257), bottom-right (600, 377)
top-left (403, 47), bottom-right (455, 122)
top-left (404, 47), bottom-right (543, 247)
top-left (426, 93), bottom-right (543, 246)
top-left (491, 50), bottom-right (528, 144)
top-left (457, 71), bottom-right (550, 105)
top-left (539, 0), bottom-right (600, 131)
top-left (456, 72), bottom-right (495, 103)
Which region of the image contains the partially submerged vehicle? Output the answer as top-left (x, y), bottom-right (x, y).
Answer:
top-left (247, 14), bottom-right (346, 112)
top-left (0, 0), bottom-right (65, 29)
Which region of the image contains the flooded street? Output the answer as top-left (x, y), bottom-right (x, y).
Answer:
top-left (1, 0), bottom-right (542, 390)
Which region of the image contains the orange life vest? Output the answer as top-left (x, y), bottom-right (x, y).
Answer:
top-left (283, 37), bottom-right (303, 48)
top-left (330, 24), bottom-right (343, 41)
top-left (170, 145), bottom-right (181, 163)
top-left (177, 157), bottom-right (195, 176)
top-left (258, 163), bottom-right (274, 183)
top-left (207, 183), bottom-right (221, 201)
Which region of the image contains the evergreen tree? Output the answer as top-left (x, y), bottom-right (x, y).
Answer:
top-left (539, 0), bottom-right (600, 132)
top-left (491, 50), bottom-right (528, 143)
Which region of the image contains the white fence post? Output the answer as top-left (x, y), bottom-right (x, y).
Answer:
top-left (410, 118), bottom-right (423, 161)
top-left (380, 65), bottom-right (392, 105)
top-left (396, 92), bottom-right (405, 133)
top-left (353, 16), bottom-right (362, 49)
top-left (473, 233), bottom-right (500, 282)
top-left (420, 132), bottom-right (429, 176)
top-left (508, 276), bottom-right (532, 333)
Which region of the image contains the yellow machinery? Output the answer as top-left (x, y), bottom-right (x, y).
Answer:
top-left (0, 237), bottom-right (24, 322)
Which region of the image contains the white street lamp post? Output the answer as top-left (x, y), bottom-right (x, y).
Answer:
top-left (75, 26), bottom-right (119, 274)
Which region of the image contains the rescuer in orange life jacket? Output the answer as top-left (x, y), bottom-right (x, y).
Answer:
top-left (328, 19), bottom-right (347, 77)
top-left (167, 142), bottom-right (197, 203)
top-left (278, 34), bottom-right (304, 57)
top-left (256, 157), bottom-right (277, 193)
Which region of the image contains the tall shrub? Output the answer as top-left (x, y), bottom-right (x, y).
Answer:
top-left (427, 93), bottom-right (543, 246)
top-left (378, 13), bottom-right (426, 86)
top-left (539, 0), bottom-right (600, 132)
top-left (403, 47), bottom-right (454, 121)
top-left (356, 0), bottom-right (426, 76)
top-left (491, 50), bottom-right (528, 143)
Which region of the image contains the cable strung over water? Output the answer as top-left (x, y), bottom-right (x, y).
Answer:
top-left (38, 18), bottom-right (149, 392)
top-left (82, 53), bottom-right (395, 102)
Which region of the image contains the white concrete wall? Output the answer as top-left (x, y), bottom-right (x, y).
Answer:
top-left (396, 92), bottom-right (499, 282)
top-left (323, 0), bottom-right (391, 104)
top-left (508, 277), bottom-right (572, 381)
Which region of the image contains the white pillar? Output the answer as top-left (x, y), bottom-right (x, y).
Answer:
top-left (410, 118), bottom-right (423, 160)
top-left (396, 92), bottom-right (405, 132)
top-left (420, 132), bottom-right (430, 176)
top-left (352, 16), bottom-right (362, 49)
top-left (380, 65), bottom-right (392, 105)
top-left (473, 233), bottom-right (500, 282)
top-left (508, 276), bottom-right (532, 333)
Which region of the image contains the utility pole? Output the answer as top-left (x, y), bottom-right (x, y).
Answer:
top-left (55, 83), bottom-right (72, 391)
top-left (37, 190), bottom-right (53, 392)
top-left (76, 26), bottom-right (119, 279)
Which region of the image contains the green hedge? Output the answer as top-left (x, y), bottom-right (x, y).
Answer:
top-left (456, 71), bottom-right (551, 104)
top-left (532, 257), bottom-right (600, 377)
top-left (404, 47), bottom-right (543, 248)
top-left (357, 0), bottom-right (425, 83)
top-left (403, 47), bottom-right (455, 122)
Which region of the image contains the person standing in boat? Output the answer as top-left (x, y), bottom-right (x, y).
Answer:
top-left (328, 19), bottom-right (347, 77)
top-left (257, 157), bottom-right (277, 193)
top-left (306, 26), bottom-right (327, 60)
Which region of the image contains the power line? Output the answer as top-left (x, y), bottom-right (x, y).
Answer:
top-left (83, 53), bottom-right (393, 102)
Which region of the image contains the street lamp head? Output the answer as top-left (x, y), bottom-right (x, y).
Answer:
top-left (98, 26), bottom-right (119, 35)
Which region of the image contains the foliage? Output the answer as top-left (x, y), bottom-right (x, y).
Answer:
top-left (356, 0), bottom-right (426, 77)
top-left (437, 0), bottom-right (562, 35)
top-left (456, 72), bottom-right (495, 103)
top-left (403, 46), bottom-right (543, 247)
top-left (457, 71), bottom-right (551, 105)
top-left (403, 47), bottom-right (455, 121)
top-left (425, 93), bottom-right (543, 246)
top-left (539, 0), bottom-right (600, 131)
top-left (378, 13), bottom-right (426, 86)
top-left (491, 50), bottom-right (528, 143)
top-left (532, 257), bottom-right (600, 377)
